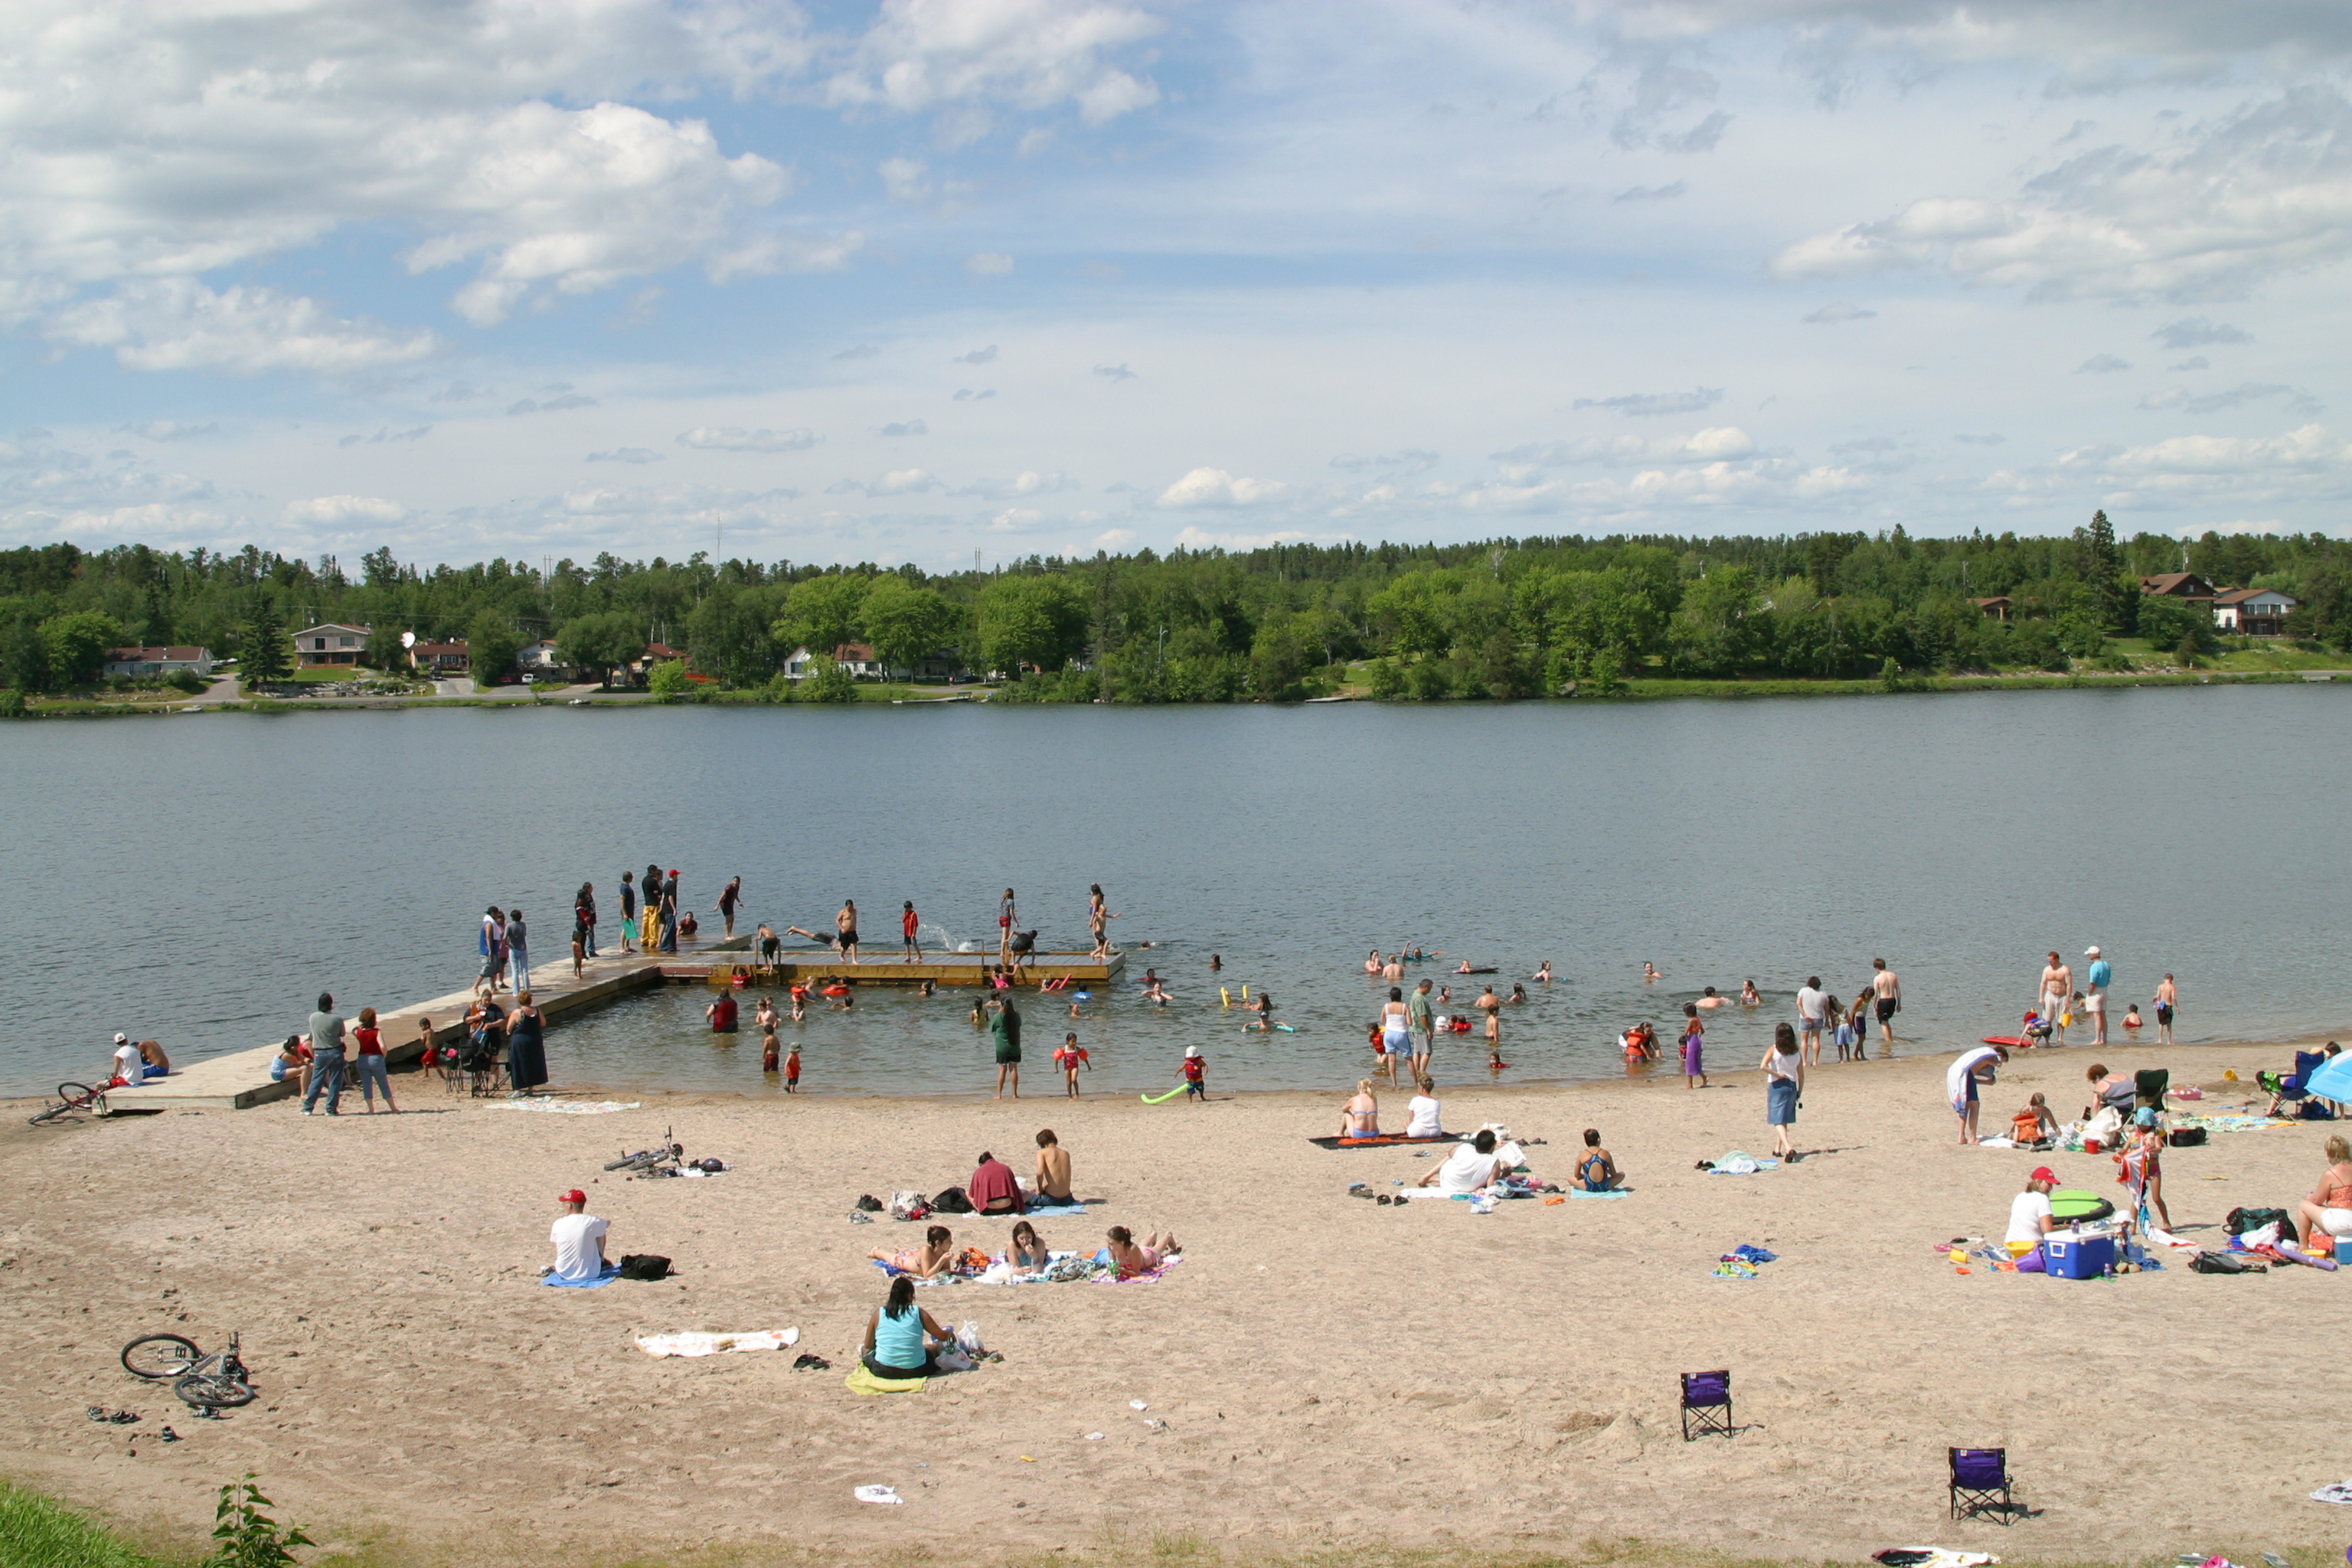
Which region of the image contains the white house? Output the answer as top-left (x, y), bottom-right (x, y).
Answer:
top-left (104, 645), bottom-right (214, 678)
top-left (783, 642), bottom-right (965, 681)
top-left (515, 639), bottom-right (573, 677)
top-left (292, 623), bottom-right (371, 667)
top-left (2213, 588), bottom-right (2298, 636)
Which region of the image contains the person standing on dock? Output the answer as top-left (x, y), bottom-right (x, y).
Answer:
top-left (998, 887), bottom-right (1018, 971)
top-left (477, 907), bottom-right (507, 996)
top-left (835, 899), bottom-right (861, 964)
top-left (618, 872), bottom-right (638, 955)
top-left (505, 909), bottom-right (531, 992)
top-left (1089, 884), bottom-right (1118, 959)
top-left (658, 871), bottom-right (680, 953)
top-left (576, 883), bottom-right (598, 959)
top-left (718, 876), bottom-right (742, 939)
top-left (902, 901), bottom-right (922, 962)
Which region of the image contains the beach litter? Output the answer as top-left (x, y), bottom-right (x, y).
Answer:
top-left (2311, 1478), bottom-right (2352, 1504)
top-left (634, 1328), bottom-right (799, 1358)
top-left (1870, 1550), bottom-right (1998, 1567)
top-left (494, 1099), bottom-right (642, 1115)
top-left (853, 1485), bottom-right (904, 1505)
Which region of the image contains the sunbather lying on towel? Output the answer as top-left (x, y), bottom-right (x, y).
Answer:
top-left (862, 1276), bottom-right (950, 1379)
top-left (869, 1225), bottom-right (958, 1279)
top-left (1008, 1220), bottom-right (1051, 1274)
top-left (1106, 1225), bottom-right (1179, 1279)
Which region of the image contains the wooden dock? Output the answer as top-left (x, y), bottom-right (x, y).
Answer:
top-left (99, 941), bottom-right (1122, 1112)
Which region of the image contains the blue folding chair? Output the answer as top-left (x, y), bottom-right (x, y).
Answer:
top-left (1949, 1448), bottom-right (2016, 1522)
top-left (2263, 1051), bottom-right (2333, 1118)
top-left (1679, 1370), bottom-right (1733, 1441)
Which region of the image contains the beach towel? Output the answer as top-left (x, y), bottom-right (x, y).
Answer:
top-left (2309, 1479), bottom-right (2352, 1504)
top-left (1569, 1187), bottom-right (1632, 1198)
top-left (1308, 1133), bottom-right (1452, 1149)
top-left (845, 1365), bottom-right (930, 1396)
top-left (634, 1328), bottom-right (799, 1357)
top-left (1022, 1200), bottom-right (1089, 1217)
top-left (542, 1266), bottom-right (621, 1289)
top-left (495, 1099), bottom-right (643, 1116)
top-left (1106, 1253), bottom-right (1184, 1284)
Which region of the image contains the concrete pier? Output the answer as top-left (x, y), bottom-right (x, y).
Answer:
top-left (99, 941), bottom-right (1123, 1112)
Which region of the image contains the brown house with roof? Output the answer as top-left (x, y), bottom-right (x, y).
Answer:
top-left (409, 639), bottom-right (469, 672)
top-left (1968, 596), bottom-right (2011, 621)
top-left (2213, 588), bottom-right (2298, 637)
top-left (2138, 572), bottom-right (2215, 604)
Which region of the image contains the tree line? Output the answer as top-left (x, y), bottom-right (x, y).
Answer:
top-left (2, 516), bottom-right (2347, 699)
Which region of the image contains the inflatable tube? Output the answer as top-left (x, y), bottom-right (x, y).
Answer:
top-left (1982, 1035), bottom-right (2027, 1048)
top-left (1455, 967), bottom-right (1498, 975)
top-left (2050, 1188), bottom-right (2115, 1223)
top-left (1140, 1084), bottom-right (1188, 1104)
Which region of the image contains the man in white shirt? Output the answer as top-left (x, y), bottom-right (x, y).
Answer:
top-left (548, 1190), bottom-right (611, 1282)
top-left (1417, 1129), bottom-right (1506, 1194)
top-left (109, 1032), bottom-right (142, 1086)
top-left (2007, 1168), bottom-right (2058, 1249)
top-left (1795, 977), bottom-right (1827, 1065)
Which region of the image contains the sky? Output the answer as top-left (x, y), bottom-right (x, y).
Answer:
top-left (5, 1), bottom-right (2352, 573)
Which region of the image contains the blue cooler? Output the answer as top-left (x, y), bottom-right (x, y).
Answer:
top-left (2044, 1230), bottom-right (2116, 1279)
top-left (2334, 1239), bottom-right (2352, 1267)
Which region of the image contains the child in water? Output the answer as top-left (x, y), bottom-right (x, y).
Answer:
top-left (761, 1027), bottom-right (780, 1073)
top-left (784, 1043), bottom-right (802, 1093)
top-left (1055, 1033), bottom-right (1090, 1097)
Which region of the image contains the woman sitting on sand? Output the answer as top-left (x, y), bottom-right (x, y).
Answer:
top-left (1339, 1078), bottom-right (1380, 1139)
top-left (1106, 1225), bottom-right (1178, 1279)
top-left (1008, 1220), bottom-right (1050, 1275)
top-left (870, 1224), bottom-right (959, 1279)
top-left (2297, 1135), bottom-right (2352, 1251)
top-left (861, 1276), bottom-right (950, 1379)
top-left (1405, 1076), bottom-right (1442, 1138)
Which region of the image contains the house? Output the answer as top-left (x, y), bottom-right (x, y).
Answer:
top-left (2139, 572), bottom-right (2216, 603)
top-left (626, 642), bottom-right (684, 681)
top-left (103, 645), bottom-right (214, 678)
top-left (781, 644), bottom-right (819, 679)
top-left (2213, 587), bottom-right (2298, 636)
top-left (832, 642), bottom-right (884, 678)
top-left (293, 623), bottom-right (371, 667)
top-left (910, 647), bottom-right (967, 681)
top-left (515, 640), bottom-right (576, 679)
top-left (782, 642), bottom-right (967, 681)
top-left (1968, 597), bottom-right (2012, 622)
top-left (408, 639), bottom-right (469, 673)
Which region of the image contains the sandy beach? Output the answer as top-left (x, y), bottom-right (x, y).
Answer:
top-left (5, 1039), bottom-right (2350, 1566)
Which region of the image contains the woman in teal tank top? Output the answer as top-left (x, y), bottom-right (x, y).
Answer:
top-left (864, 1276), bottom-right (947, 1378)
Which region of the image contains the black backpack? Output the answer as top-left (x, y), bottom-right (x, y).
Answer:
top-left (929, 1186), bottom-right (973, 1214)
top-left (2191, 1250), bottom-right (2261, 1274)
top-left (616, 1253), bottom-right (672, 1281)
top-left (2225, 1206), bottom-right (2295, 1239)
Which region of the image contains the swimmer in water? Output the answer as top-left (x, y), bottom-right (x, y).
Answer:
top-left (1739, 979), bottom-right (1761, 1006)
top-left (1364, 950), bottom-right (1383, 976)
top-left (1696, 986), bottom-right (1729, 1009)
top-left (2122, 1002), bottom-right (2143, 1034)
top-left (1244, 992), bottom-right (1276, 1030)
top-left (1142, 978), bottom-right (1174, 1006)
top-left (1534, 962), bottom-right (1553, 984)
top-left (1643, 962), bottom-right (1661, 982)
top-left (1210, 953), bottom-right (1221, 971)
top-left (1383, 954), bottom-right (1404, 982)
top-left (1507, 984), bottom-right (1527, 1005)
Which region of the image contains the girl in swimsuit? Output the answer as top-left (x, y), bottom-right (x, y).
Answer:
top-left (1106, 1225), bottom-right (1178, 1279)
top-left (1378, 988), bottom-right (1411, 1079)
top-left (869, 1224), bottom-right (958, 1279)
top-left (1008, 1220), bottom-right (1050, 1275)
top-left (1340, 1078), bottom-right (1380, 1138)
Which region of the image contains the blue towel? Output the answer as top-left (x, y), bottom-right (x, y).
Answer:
top-left (542, 1266), bottom-right (620, 1289)
top-left (1568, 1187), bottom-right (1632, 1199)
top-left (1024, 1201), bottom-right (1088, 1217)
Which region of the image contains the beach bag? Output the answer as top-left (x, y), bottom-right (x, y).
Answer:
top-left (2085, 1106), bottom-right (2124, 1145)
top-left (2302, 1099), bottom-right (2338, 1120)
top-left (2167, 1127), bottom-right (2207, 1147)
top-left (854, 1194), bottom-right (884, 1212)
top-left (2192, 1250), bottom-right (2257, 1274)
top-left (888, 1190), bottom-right (929, 1222)
top-left (930, 1185), bottom-right (973, 1214)
top-left (616, 1253), bottom-right (671, 1281)
top-left (953, 1320), bottom-right (986, 1355)
top-left (2226, 1206), bottom-right (2293, 1237)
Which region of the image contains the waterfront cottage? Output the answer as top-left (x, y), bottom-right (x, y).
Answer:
top-left (409, 639), bottom-right (469, 673)
top-left (2138, 571), bottom-right (2216, 604)
top-left (292, 623), bottom-right (371, 667)
top-left (2212, 587), bottom-right (2298, 636)
top-left (103, 645), bottom-right (214, 678)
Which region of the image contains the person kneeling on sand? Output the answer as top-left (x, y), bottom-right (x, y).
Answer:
top-left (870, 1225), bottom-right (957, 1279)
top-left (1106, 1225), bottom-right (1178, 1279)
top-left (1419, 1129), bottom-right (1509, 1195)
top-left (968, 1151), bottom-right (1024, 1215)
top-left (549, 1190), bottom-right (611, 1282)
top-left (2005, 1167), bottom-right (2059, 1256)
top-left (1576, 1128), bottom-right (1621, 1191)
top-left (1034, 1129), bottom-right (1074, 1206)
top-left (862, 1276), bottom-right (949, 1379)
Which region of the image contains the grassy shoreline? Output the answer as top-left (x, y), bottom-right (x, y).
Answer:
top-left (8, 666), bottom-right (2342, 718)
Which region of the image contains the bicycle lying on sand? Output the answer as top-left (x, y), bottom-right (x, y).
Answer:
top-left (604, 1129), bottom-right (684, 1176)
top-left (121, 1331), bottom-right (256, 1410)
top-left (28, 1081), bottom-right (109, 1126)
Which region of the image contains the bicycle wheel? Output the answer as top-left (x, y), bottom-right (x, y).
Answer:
top-left (122, 1334), bottom-right (201, 1380)
top-left (175, 1371), bottom-right (256, 1409)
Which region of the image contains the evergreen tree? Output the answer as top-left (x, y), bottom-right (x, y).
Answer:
top-left (241, 596), bottom-right (291, 681)
top-left (2073, 509), bottom-right (2125, 630)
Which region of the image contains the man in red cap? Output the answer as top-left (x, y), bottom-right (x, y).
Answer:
top-left (550, 1190), bottom-right (610, 1282)
top-left (2005, 1167), bottom-right (2059, 1252)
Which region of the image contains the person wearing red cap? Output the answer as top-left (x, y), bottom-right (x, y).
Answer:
top-left (550, 1191), bottom-right (610, 1282)
top-left (2005, 1168), bottom-right (2059, 1252)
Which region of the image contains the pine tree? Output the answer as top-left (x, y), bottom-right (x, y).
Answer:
top-left (2075, 509), bottom-right (2125, 630)
top-left (241, 596), bottom-right (291, 682)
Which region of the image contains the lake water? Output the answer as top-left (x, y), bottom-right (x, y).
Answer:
top-left (3, 685), bottom-right (2346, 1100)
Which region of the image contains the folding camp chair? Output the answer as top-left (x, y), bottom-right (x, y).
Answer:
top-left (2261, 1051), bottom-right (2332, 1118)
top-left (1949, 1447), bottom-right (2015, 1522)
top-left (1679, 1370), bottom-right (1733, 1441)
top-left (2132, 1068), bottom-right (2168, 1113)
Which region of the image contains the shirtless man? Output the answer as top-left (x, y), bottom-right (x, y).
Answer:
top-left (2037, 952), bottom-right (2072, 1040)
top-left (1034, 1129), bottom-right (1073, 1204)
top-left (1383, 953), bottom-right (1404, 983)
top-left (1870, 957), bottom-right (1902, 1050)
top-left (2154, 973), bottom-right (2177, 1045)
top-left (1696, 986), bottom-right (1730, 1009)
top-left (835, 900), bottom-right (860, 965)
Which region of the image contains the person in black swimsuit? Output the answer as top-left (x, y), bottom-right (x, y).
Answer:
top-left (835, 900), bottom-right (860, 965)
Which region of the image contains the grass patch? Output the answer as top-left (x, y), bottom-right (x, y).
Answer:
top-left (0, 1480), bottom-right (172, 1567)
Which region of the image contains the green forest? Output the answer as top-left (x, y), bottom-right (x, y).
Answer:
top-left (3, 514), bottom-right (2348, 702)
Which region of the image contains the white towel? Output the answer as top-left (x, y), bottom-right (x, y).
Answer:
top-left (634, 1328), bottom-right (799, 1357)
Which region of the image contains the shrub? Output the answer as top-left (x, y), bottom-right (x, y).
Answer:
top-left (645, 658), bottom-right (690, 698)
top-left (207, 1475), bottom-right (311, 1568)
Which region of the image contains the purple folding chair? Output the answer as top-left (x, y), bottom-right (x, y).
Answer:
top-left (1949, 1447), bottom-right (2015, 1521)
top-left (1679, 1370), bottom-right (1732, 1441)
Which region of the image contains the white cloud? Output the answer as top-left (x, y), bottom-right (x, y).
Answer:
top-left (283, 494), bottom-right (409, 526)
top-left (965, 251), bottom-right (1015, 275)
top-left (1494, 427), bottom-right (1756, 467)
top-left (878, 419), bottom-right (929, 437)
top-left (1172, 525), bottom-right (1338, 550)
top-left (880, 157), bottom-right (933, 202)
top-left (675, 426), bottom-right (822, 452)
top-left (47, 280), bottom-right (436, 374)
top-left (1095, 527), bottom-right (1136, 547)
top-left (1772, 87), bottom-right (2352, 302)
top-left (1157, 468), bottom-right (1290, 508)
top-left (827, 468), bottom-right (939, 496)
top-left (955, 471), bottom-right (1079, 499)
top-left (822, 0), bottom-right (1164, 139)
top-left (2076, 354), bottom-right (2132, 374)
top-left (1573, 387), bottom-right (1724, 417)
top-left (956, 344), bottom-right (1000, 364)
top-left (2064, 423), bottom-right (2348, 475)
top-left (508, 394), bottom-right (596, 416)
top-left (1093, 363), bottom-right (1136, 381)
top-left (2154, 317), bottom-right (2253, 348)
top-left (114, 420), bottom-right (217, 443)
top-left (588, 448), bottom-right (665, 464)
top-left (1615, 181), bottom-right (1687, 203)
top-left (952, 387), bottom-right (997, 400)
top-left (2167, 355), bottom-right (2211, 372)
top-left (833, 345), bottom-right (882, 361)
top-left (1328, 449), bottom-right (1440, 474)
top-left (1802, 302), bottom-right (1877, 324)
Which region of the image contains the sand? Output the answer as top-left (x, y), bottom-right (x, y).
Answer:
top-left (4, 1039), bottom-right (2350, 1566)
